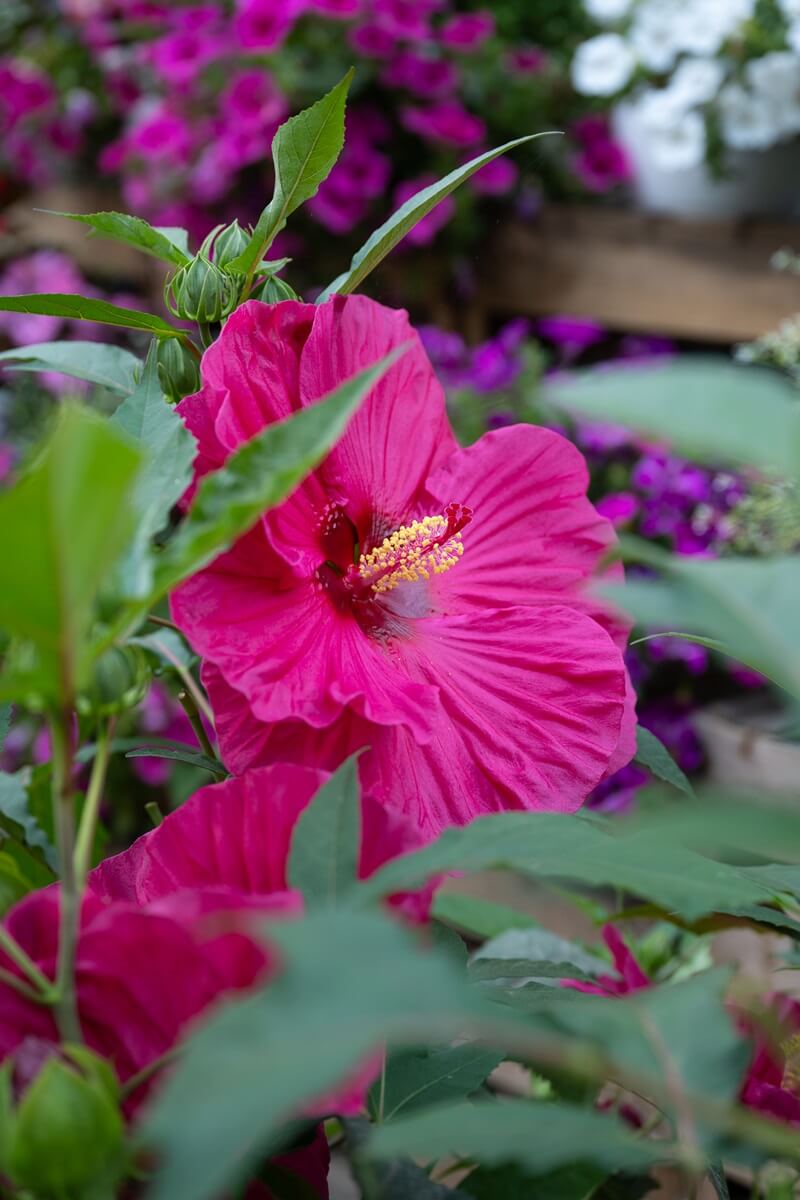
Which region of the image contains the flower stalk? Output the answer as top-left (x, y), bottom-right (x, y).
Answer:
top-left (49, 712), bottom-right (83, 1044)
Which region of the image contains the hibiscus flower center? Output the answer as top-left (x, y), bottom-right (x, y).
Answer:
top-left (315, 502), bottom-right (471, 611)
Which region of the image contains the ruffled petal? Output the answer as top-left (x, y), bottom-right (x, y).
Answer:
top-left (424, 425), bottom-right (616, 612)
top-left (360, 604), bottom-right (627, 833)
top-left (173, 539), bottom-right (439, 736)
top-left (299, 294), bottom-right (457, 539)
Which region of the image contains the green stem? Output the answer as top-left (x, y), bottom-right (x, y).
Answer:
top-left (176, 688), bottom-right (216, 760)
top-left (74, 719), bottom-right (114, 889)
top-left (0, 926), bottom-right (56, 999)
top-left (0, 965), bottom-right (47, 1004)
top-left (120, 1046), bottom-right (180, 1103)
top-left (181, 335), bottom-right (202, 362)
top-left (50, 714), bottom-right (83, 1043)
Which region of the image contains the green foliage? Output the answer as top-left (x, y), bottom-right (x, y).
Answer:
top-left (318, 135), bottom-right (550, 302)
top-left (0, 767), bottom-right (58, 871)
top-left (431, 891), bottom-right (541, 940)
top-left (229, 70), bottom-right (353, 277)
top-left (634, 727), bottom-right (694, 796)
top-left (287, 755), bottom-right (362, 908)
top-left (0, 341), bottom-right (141, 394)
top-left (0, 405), bottom-right (142, 704)
top-left (367, 1045), bottom-right (505, 1123)
top-left (0, 294), bottom-right (184, 338)
top-left (469, 928), bottom-right (608, 986)
top-left (49, 210), bottom-right (191, 265)
top-left (548, 358), bottom-right (800, 479)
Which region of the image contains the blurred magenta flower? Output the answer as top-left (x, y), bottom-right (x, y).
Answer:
top-left (741, 996), bottom-right (800, 1126)
top-left (440, 11), bottom-right (494, 51)
top-left (392, 175), bottom-right (455, 244)
top-left (382, 51), bottom-right (458, 97)
top-left (566, 925), bottom-right (651, 995)
top-left (402, 99), bottom-right (485, 147)
top-left (470, 154), bottom-right (519, 195)
top-left (170, 295), bottom-right (634, 835)
top-left (596, 491), bottom-right (641, 528)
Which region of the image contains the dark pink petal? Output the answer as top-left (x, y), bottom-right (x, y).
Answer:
top-left (602, 926), bottom-right (651, 992)
top-left (173, 548), bottom-right (438, 736)
top-left (298, 294), bottom-right (457, 539)
top-left (363, 604), bottom-right (627, 832)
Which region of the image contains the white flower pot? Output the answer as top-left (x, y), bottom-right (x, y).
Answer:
top-left (612, 100), bottom-right (800, 219)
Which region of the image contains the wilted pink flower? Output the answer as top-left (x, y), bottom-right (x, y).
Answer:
top-left (382, 51), bottom-right (458, 97)
top-left (439, 11), bottom-right (494, 51)
top-left (171, 295), bottom-right (634, 835)
top-left (392, 175), bottom-right (455, 245)
top-left (402, 100), bottom-right (485, 147)
top-left (470, 155), bottom-right (519, 196)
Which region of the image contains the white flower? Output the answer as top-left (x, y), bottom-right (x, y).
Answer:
top-left (789, 21), bottom-right (800, 54)
top-left (668, 57), bottom-right (726, 107)
top-left (583, 0), bottom-right (633, 20)
top-left (778, 0), bottom-right (800, 20)
top-left (718, 82), bottom-right (779, 150)
top-left (572, 33), bottom-right (637, 96)
top-left (630, 3), bottom-right (682, 72)
top-left (672, 0), bottom-right (750, 56)
top-left (746, 51), bottom-right (800, 136)
top-left (634, 89), bottom-right (708, 169)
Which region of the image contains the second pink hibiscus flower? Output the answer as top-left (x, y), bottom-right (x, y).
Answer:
top-left (171, 294), bottom-right (635, 834)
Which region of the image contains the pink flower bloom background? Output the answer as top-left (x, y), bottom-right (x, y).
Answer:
top-left (171, 294), bottom-right (635, 836)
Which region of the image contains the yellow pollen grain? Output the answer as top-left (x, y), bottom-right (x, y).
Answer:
top-left (357, 513), bottom-right (465, 595)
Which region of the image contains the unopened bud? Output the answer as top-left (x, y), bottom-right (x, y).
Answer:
top-left (211, 219), bottom-right (251, 271)
top-left (165, 254), bottom-right (237, 324)
top-left (252, 272), bottom-right (300, 304)
top-left (77, 644), bottom-right (151, 718)
top-left (157, 337), bottom-right (201, 403)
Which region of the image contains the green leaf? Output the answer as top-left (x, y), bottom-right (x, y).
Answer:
top-left (50, 211), bottom-right (191, 266)
top-left (110, 344), bottom-right (196, 596)
top-left (461, 1163), bottom-right (613, 1200)
top-left (367, 1044), bottom-right (505, 1123)
top-left (149, 346), bottom-right (406, 598)
top-left (431, 891), bottom-right (540, 941)
top-left (130, 629), bottom-right (196, 671)
top-left (154, 226), bottom-right (190, 257)
top-left (634, 727), bottom-right (694, 797)
top-left (547, 358), bottom-right (800, 478)
top-left (0, 850), bottom-right (34, 916)
top-left (607, 552), bottom-right (800, 699)
top-left (229, 71), bottom-right (353, 276)
top-left (0, 405), bottom-right (142, 701)
top-left (366, 1099), bottom-right (671, 1176)
top-left (317, 134), bottom-right (550, 302)
top-left (355, 812), bottom-right (781, 924)
top-left (124, 748), bottom-right (227, 779)
top-left (0, 342), bottom-right (141, 394)
top-left (708, 1162), bottom-right (730, 1200)
top-left (287, 755), bottom-right (361, 908)
top-left (141, 907), bottom-right (492, 1200)
top-left (0, 295), bottom-right (183, 339)
top-left (0, 706), bottom-right (10, 755)
top-left (469, 928), bottom-right (607, 986)
top-left (0, 769), bottom-right (57, 871)
top-left (344, 1118), bottom-right (465, 1200)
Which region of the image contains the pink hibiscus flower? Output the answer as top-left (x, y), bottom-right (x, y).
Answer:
top-left (91, 763), bottom-right (436, 923)
top-left (564, 925), bottom-right (651, 997)
top-left (170, 295), bottom-right (635, 835)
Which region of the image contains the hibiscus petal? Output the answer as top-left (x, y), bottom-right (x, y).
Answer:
top-left (361, 604), bottom-right (627, 832)
top-left (299, 294), bottom-right (457, 539)
top-left (173, 554), bottom-right (438, 736)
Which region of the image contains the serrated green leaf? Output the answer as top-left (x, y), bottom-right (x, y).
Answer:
top-left (431, 891), bottom-right (540, 940)
top-left (0, 405), bottom-right (142, 702)
top-left (0, 769), bottom-right (57, 871)
top-left (0, 341), bottom-right (141, 394)
top-left (547, 357), bottom-right (800, 479)
top-left (110, 344), bottom-right (196, 596)
top-left (0, 295), bottom-right (183, 338)
top-left (368, 1044), bottom-right (505, 1124)
top-left (366, 1099), bottom-right (671, 1175)
top-left (355, 812), bottom-right (781, 924)
top-left (124, 748), bottom-right (227, 779)
top-left (287, 755), bottom-right (361, 908)
top-left (470, 928), bottom-right (607, 986)
top-left (141, 907), bottom-right (492, 1200)
top-left (229, 71), bottom-right (353, 276)
top-left (149, 345), bottom-right (406, 598)
top-left (317, 134), bottom-right (549, 302)
top-left (50, 210), bottom-right (191, 266)
top-left (634, 727), bottom-right (694, 797)
top-left (154, 226), bottom-right (190, 257)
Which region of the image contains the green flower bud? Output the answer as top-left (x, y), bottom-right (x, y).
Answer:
top-left (77, 644), bottom-right (151, 718)
top-left (2, 1043), bottom-right (126, 1200)
top-left (211, 219), bottom-right (251, 271)
top-left (252, 272), bottom-right (301, 304)
top-left (165, 254), bottom-right (237, 324)
top-left (157, 336), bottom-right (201, 403)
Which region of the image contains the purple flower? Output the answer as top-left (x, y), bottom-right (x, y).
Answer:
top-left (439, 11), bottom-right (494, 51)
top-left (148, 28), bottom-right (222, 86)
top-left (574, 420), bottom-right (632, 456)
top-left (588, 762), bottom-right (649, 814)
top-left (0, 251), bottom-right (89, 346)
top-left (470, 155), bottom-right (519, 195)
top-left (619, 334), bottom-right (676, 360)
top-left (0, 60), bottom-right (54, 133)
top-left (126, 105), bottom-right (194, 163)
top-left (221, 69), bottom-right (286, 129)
top-left (308, 140), bottom-right (390, 232)
top-left (372, 0), bottom-right (441, 40)
top-left (647, 636), bottom-right (710, 675)
top-left (402, 100), bottom-right (485, 147)
top-left (537, 314), bottom-right (605, 357)
top-left (392, 175), bottom-right (455, 244)
top-left (306, 0), bottom-right (362, 14)
top-left (418, 325), bottom-right (469, 384)
top-left (349, 22), bottom-right (396, 56)
top-left (234, 0), bottom-right (297, 50)
top-left (468, 338), bottom-right (522, 392)
top-left (506, 46), bottom-right (548, 75)
top-left (382, 52), bottom-right (458, 97)
top-left (641, 702), bottom-right (705, 774)
top-left (596, 491), bottom-right (641, 528)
